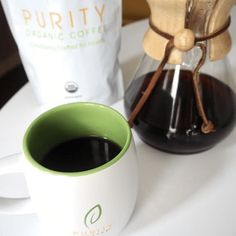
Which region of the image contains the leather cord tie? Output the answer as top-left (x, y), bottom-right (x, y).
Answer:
top-left (128, 17), bottom-right (231, 134)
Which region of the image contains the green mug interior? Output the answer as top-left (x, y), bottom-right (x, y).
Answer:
top-left (23, 102), bottom-right (131, 175)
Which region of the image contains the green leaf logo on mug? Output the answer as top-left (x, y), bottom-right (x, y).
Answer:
top-left (84, 204), bottom-right (102, 228)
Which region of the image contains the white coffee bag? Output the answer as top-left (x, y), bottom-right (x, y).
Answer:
top-left (1, 0), bottom-right (123, 105)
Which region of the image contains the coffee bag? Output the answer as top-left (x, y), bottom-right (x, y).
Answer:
top-left (1, 0), bottom-right (123, 105)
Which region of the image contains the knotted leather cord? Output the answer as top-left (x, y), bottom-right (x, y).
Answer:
top-left (128, 17), bottom-right (231, 134)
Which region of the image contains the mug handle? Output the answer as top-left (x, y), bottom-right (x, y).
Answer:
top-left (0, 153), bottom-right (34, 214)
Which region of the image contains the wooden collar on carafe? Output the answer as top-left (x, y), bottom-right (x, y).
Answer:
top-left (128, 17), bottom-right (231, 134)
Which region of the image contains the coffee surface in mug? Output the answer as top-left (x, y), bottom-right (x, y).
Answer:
top-left (39, 136), bottom-right (122, 172)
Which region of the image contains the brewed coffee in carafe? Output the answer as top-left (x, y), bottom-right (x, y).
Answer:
top-left (124, 0), bottom-right (236, 154)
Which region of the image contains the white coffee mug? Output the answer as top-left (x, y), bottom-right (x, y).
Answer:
top-left (0, 102), bottom-right (138, 236)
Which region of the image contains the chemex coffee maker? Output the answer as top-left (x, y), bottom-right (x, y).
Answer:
top-left (125, 0), bottom-right (236, 154)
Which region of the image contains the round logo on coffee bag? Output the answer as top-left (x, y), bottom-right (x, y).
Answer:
top-left (65, 81), bottom-right (78, 93)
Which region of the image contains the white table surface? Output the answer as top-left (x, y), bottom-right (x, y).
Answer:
top-left (1, 10), bottom-right (236, 236)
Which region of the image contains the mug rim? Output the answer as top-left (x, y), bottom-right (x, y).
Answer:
top-left (23, 102), bottom-right (132, 177)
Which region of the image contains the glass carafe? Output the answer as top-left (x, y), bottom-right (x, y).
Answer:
top-left (124, 0), bottom-right (236, 154)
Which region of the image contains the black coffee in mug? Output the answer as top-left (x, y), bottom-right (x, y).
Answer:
top-left (39, 136), bottom-right (122, 172)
